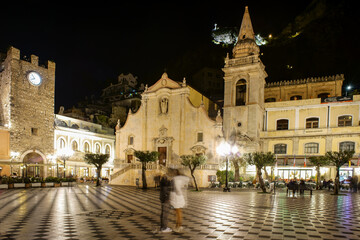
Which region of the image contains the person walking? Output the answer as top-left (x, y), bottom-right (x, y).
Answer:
top-left (159, 171), bottom-right (172, 233)
top-left (170, 169), bottom-right (189, 232)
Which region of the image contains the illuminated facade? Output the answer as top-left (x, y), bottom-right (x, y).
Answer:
top-left (54, 114), bottom-right (115, 178)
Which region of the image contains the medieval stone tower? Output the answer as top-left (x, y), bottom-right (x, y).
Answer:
top-left (0, 46), bottom-right (55, 176)
top-left (222, 6), bottom-right (267, 151)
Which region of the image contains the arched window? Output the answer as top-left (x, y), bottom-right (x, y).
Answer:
top-left (59, 138), bottom-right (66, 149)
top-left (338, 115), bottom-right (352, 127)
top-left (72, 141), bottom-right (78, 151)
top-left (305, 143), bottom-right (319, 154)
top-left (95, 143), bottom-right (101, 154)
top-left (84, 142), bottom-right (90, 153)
top-left (339, 141), bottom-right (355, 152)
top-left (274, 144), bottom-right (287, 154)
top-left (276, 119), bottom-right (289, 130)
top-left (290, 95), bottom-right (302, 100)
top-left (105, 145), bottom-right (111, 155)
top-left (128, 135), bottom-right (134, 145)
top-left (306, 117), bottom-right (319, 129)
top-left (235, 79), bottom-right (246, 106)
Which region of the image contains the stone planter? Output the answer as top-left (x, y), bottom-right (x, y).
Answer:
top-left (32, 183), bottom-right (41, 187)
top-left (0, 184), bottom-right (8, 189)
top-left (61, 182), bottom-right (69, 186)
top-left (14, 183), bottom-right (25, 188)
top-left (45, 182), bottom-right (54, 187)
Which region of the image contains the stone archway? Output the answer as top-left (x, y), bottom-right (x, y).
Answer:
top-left (23, 152), bottom-right (44, 177)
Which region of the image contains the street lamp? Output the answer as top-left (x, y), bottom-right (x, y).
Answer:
top-left (346, 85), bottom-right (352, 96)
top-left (216, 141), bottom-right (239, 192)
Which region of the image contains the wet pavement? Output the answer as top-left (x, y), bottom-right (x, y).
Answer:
top-left (0, 185), bottom-right (360, 240)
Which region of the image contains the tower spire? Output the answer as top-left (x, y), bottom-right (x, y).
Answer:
top-left (232, 6), bottom-right (259, 58)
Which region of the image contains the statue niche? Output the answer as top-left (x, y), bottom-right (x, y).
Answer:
top-left (160, 97), bottom-right (168, 114)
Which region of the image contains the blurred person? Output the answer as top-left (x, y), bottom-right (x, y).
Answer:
top-left (170, 169), bottom-right (189, 232)
top-left (159, 171), bottom-right (173, 233)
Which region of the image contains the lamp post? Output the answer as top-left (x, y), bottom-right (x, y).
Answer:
top-left (216, 141), bottom-right (239, 192)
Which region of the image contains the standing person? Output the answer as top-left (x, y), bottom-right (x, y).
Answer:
top-left (159, 171), bottom-right (172, 233)
top-left (170, 169), bottom-right (189, 232)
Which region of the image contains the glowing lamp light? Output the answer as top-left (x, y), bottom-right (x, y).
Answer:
top-left (216, 142), bottom-right (231, 156)
top-left (347, 85), bottom-right (352, 90)
top-left (56, 148), bottom-right (74, 158)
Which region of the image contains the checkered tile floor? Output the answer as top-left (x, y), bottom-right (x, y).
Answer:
top-left (0, 185), bottom-right (360, 239)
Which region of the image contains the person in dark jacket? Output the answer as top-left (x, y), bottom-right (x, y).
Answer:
top-left (159, 171), bottom-right (172, 233)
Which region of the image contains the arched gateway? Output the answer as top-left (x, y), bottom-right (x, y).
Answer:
top-left (23, 152), bottom-right (44, 177)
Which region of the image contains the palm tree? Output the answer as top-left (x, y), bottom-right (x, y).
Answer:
top-left (180, 154), bottom-right (206, 191)
top-left (309, 156), bottom-right (330, 189)
top-left (244, 152), bottom-right (276, 193)
top-left (134, 150), bottom-right (159, 189)
top-left (324, 150), bottom-right (354, 195)
top-left (84, 153), bottom-right (110, 187)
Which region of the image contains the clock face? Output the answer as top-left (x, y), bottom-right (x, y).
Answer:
top-left (27, 71), bottom-right (42, 86)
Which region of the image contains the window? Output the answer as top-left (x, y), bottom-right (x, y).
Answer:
top-left (128, 136), bottom-right (134, 145)
top-left (84, 142), bottom-right (90, 153)
top-left (277, 119), bottom-right (289, 130)
top-left (127, 154), bottom-right (133, 163)
top-left (274, 144), bottom-right (287, 154)
top-left (95, 143), bottom-right (101, 154)
top-left (305, 143), bottom-right (319, 154)
top-left (72, 141), bottom-right (78, 151)
top-left (339, 141), bottom-right (355, 152)
top-left (59, 138), bottom-right (66, 149)
top-left (338, 115), bottom-right (352, 127)
top-left (105, 145), bottom-right (111, 155)
top-left (197, 132), bottom-right (203, 142)
top-left (31, 128), bottom-right (38, 136)
top-left (306, 118), bottom-right (319, 129)
top-left (235, 79), bottom-right (246, 106)
top-left (265, 98), bottom-right (276, 103)
top-left (290, 95), bottom-right (302, 100)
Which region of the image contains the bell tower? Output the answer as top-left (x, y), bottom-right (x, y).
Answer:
top-left (222, 6), bottom-right (267, 150)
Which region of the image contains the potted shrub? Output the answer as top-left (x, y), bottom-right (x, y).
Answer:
top-left (45, 176), bottom-right (54, 187)
top-left (24, 177), bottom-right (31, 188)
top-left (8, 177), bottom-right (14, 189)
top-left (0, 177), bottom-right (9, 189)
top-left (31, 177), bottom-right (41, 187)
top-left (41, 177), bottom-right (46, 188)
top-left (14, 178), bottom-right (25, 188)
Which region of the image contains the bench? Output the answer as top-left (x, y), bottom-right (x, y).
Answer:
top-left (287, 184), bottom-right (313, 195)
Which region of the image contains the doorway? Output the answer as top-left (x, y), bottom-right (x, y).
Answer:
top-left (23, 152), bottom-right (44, 177)
top-left (158, 147), bottom-right (167, 165)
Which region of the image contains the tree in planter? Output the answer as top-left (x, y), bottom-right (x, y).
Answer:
top-left (309, 156), bottom-right (330, 189)
top-left (230, 156), bottom-right (246, 182)
top-left (180, 154), bottom-right (206, 191)
top-left (324, 150), bottom-right (354, 195)
top-left (244, 152), bottom-right (276, 193)
top-left (134, 150), bottom-right (159, 189)
top-left (84, 153), bottom-right (110, 187)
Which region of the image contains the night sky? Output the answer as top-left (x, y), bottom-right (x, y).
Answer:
top-left (1, 1), bottom-right (358, 111)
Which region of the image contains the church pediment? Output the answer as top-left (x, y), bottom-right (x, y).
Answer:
top-left (146, 73), bottom-right (182, 93)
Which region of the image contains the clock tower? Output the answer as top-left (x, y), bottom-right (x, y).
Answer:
top-left (0, 46), bottom-right (55, 177)
top-left (222, 6), bottom-right (267, 151)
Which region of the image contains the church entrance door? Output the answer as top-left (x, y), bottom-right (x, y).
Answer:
top-left (158, 147), bottom-right (167, 165)
top-left (23, 152), bottom-right (44, 177)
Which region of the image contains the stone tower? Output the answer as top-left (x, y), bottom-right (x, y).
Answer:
top-left (0, 46), bottom-right (55, 176)
top-left (222, 6), bottom-right (267, 151)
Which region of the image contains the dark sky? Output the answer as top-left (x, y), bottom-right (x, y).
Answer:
top-left (2, 0), bottom-right (356, 111)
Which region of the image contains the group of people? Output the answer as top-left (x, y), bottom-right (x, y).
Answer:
top-left (159, 168), bottom-right (189, 233)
